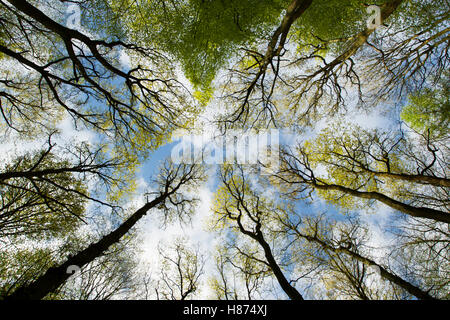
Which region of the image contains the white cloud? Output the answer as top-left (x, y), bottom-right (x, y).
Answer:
top-left (359, 203), bottom-right (397, 261)
top-left (134, 178), bottom-right (219, 298)
top-left (119, 50), bottom-right (131, 70)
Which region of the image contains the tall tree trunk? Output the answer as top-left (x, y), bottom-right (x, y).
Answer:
top-left (257, 233), bottom-right (304, 300)
top-left (235, 217), bottom-right (304, 300)
top-left (312, 182), bottom-right (450, 224)
top-left (230, 0), bottom-right (313, 123)
top-left (370, 171), bottom-right (450, 188)
top-left (321, 0), bottom-right (404, 69)
top-left (5, 194), bottom-right (168, 300)
top-left (296, 232), bottom-right (437, 300)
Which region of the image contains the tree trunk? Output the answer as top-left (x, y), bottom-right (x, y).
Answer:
top-left (257, 233), bottom-right (305, 300)
top-left (313, 183), bottom-right (450, 224)
top-left (327, 0), bottom-right (404, 66)
top-left (298, 233), bottom-right (437, 300)
top-left (372, 172), bottom-right (450, 188)
top-left (4, 194), bottom-right (168, 300)
top-left (235, 217), bottom-right (304, 300)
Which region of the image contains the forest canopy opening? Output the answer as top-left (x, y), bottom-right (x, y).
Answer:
top-left (0, 0), bottom-right (448, 302)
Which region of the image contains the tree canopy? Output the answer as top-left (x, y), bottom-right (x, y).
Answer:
top-left (0, 0), bottom-right (448, 301)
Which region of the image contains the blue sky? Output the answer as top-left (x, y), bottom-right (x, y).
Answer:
top-left (125, 101), bottom-right (402, 298)
top-left (0, 1), bottom-right (431, 299)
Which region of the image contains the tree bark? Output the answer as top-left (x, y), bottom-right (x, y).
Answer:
top-left (322, 0), bottom-right (404, 68)
top-left (257, 233), bottom-right (304, 300)
top-left (230, 0), bottom-right (313, 123)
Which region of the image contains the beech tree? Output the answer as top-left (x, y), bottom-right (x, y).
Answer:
top-left (218, 0), bottom-right (449, 129)
top-left (388, 216), bottom-right (449, 299)
top-left (0, 0), bottom-right (448, 301)
top-left (111, 0), bottom-right (291, 90)
top-left (3, 161), bottom-right (205, 300)
top-left (212, 164), bottom-right (305, 300)
top-left (211, 168), bottom-right (442, 299)
top-left (0, 0), bottom-right (195, 150)
top-left (273, 123), bottom-right (450, 224)
top-left (209, 245), bottom-right (271, 300)
top-left (275, 212), bottom-right (438, 299)
top-left (151, 238), bottom-right (205, 300)
top-left (47, 234), bottom-right (143, 300)
top-left (400, 73), bottom-right (450, 142)
top-left (0, 135), bottom-right (121, 239)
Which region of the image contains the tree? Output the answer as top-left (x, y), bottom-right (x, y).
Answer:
top-left (152, 238), bottom-right (205, 300)
top-left (302, 122), bottom-right (449, 189)
top-left (364, 1), bottom-right (450, 101)
top-left (388, 216), bottom-right (450, 299)
top-left (273, 123), bottom-right (450, 224)
top-left (0, 133), bottom-right (120, 240)
top-left (401, 74), bottom-right (450, 141)
top-left (217, 0), bottom-right (450, 130)
top-left (212, 164), bottom-right (305, 300)
top-left (275, 212), bottom-right (437, 299)
top-left (209, 245), bottom-right (271, 300)
top-left (0, 0), bottom-right (195, 149)
top-left (218, 0), bottom-right (314, 129)
top-left (112, 0), bottom-right (291, 91)
top-left (211, 164), bottom-right (444, 299)
top-left (47, 233), bottom-right (144, 300)
top-left (0, 213), bottom-right (156, 300)
top-left (1, 0), bottom-right (448, 302)
top-left (3, 161), bottom-right (205, 300)
top-left (218, 0), bottom-right (408, 129)
top-left (0, 246), bottom-right (58, 298)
